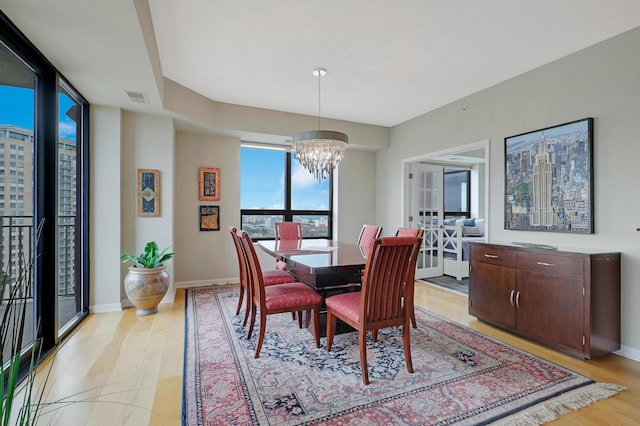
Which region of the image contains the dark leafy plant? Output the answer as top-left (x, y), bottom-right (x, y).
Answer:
top-left (0, 221), bottom-right (48, 425)
top-left (120, 241), bottom-right (175, 268)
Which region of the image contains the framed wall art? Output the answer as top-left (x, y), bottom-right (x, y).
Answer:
top-left (199, 205), bottom-right (220, 231)
top-left (504, 117), bottom-right (594, 234)
top-left (198, 167), bottom-right (220, 201)
top-left (137, 168), bottom-right (160, 217)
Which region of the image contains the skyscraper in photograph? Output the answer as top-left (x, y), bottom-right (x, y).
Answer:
top-left (530, 132), bottom-right (554, 227)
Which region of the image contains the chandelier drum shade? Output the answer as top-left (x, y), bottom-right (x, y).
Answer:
top-left (292, 68), bottom-right (348, 181)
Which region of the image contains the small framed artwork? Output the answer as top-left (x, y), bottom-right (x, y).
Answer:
top-left (504, 117), bottom-right (594, 233)
top-left (137, 169), bottom-right (160, 217)
top-left (198, 167), bottom-right (220, 201)
top-left (199, 205), bottom-right (220, 231)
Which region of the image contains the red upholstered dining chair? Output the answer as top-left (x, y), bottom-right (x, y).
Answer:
top-left (237, 229), bottom-right (324, 358)
top-left (274, 222), bottom-right (303, 270)
top-left (395, 227), bottom-right (424, 238)
top-left (357, 224), bottom-right (383, 254)
top-left (228, 226), bottom-right (296, 327)
top-left (394, 227), bottom-right (424, 329)
top-left (325, 236), bottom-right (422, 385)
top-left (275, 221), bottom-right (303, 241)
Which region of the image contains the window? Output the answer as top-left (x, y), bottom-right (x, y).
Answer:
top-left (240, 145), bottom-right (333, 239)
top-left (444, 168), bottom-right (471, 218)
top-left (1, 10), bottom-right (89, 379)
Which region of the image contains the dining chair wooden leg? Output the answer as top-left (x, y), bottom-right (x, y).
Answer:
top-left (359, 331), bottom-right (370, 385)
top-left (255, 311), bottom-right (267, 358)
top-left (247, 305), bottom-right (257, 339)
top-left (371, 330), bottom-right (378, 342)
top-left (235, 286), bottom-right (244, 315)
top-left (411, 308), bottom-right (417, 329)
top-left (403, 324), bottom-right (414, 373)
top-left (325, 309), bottom-right (336, 351)
top-left (242, 292), bottom-right (251, 327)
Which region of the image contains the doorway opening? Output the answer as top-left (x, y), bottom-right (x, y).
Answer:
top-left (401, 140), bottom-right (489, 291)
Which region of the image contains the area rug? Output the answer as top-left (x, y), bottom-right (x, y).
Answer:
top-left (421, 276), bottom-right (468, 295)
top-left (182, 285), bottom-right (623, 425)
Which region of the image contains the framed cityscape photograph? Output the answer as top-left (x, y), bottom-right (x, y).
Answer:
top-left (504, 117), bottom-right (594, 233)
top-left (199, 205), bottom-right (220, 231)
top-left (198, 167), bottom-right (220, 201)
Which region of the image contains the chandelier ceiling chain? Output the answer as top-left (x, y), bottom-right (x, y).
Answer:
top-left (291, 67), bottom-right (348, 181)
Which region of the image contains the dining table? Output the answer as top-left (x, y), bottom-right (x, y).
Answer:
top-left (257, 238), bottom-right (366, 292)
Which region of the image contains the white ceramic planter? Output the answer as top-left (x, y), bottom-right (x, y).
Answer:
top-left (124, 266), bottom-right (169, 315)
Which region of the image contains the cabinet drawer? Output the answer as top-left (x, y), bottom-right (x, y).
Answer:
top-left (517, 252), bottom-right (583, 279)
top-left (470, 244), bottom-right (516, 267)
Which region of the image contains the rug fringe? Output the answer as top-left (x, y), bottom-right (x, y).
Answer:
top-left (491, 382), bottom-right (626, 425)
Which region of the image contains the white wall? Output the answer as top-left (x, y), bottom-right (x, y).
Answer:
top-left (335, 149), bottom-right (378, 241)
top-left (119, 112), bottom-right (175, 306)
top-left (89, 106), bottom-right (122, 312)
top-left (377, 27), bottom-right (640, 359)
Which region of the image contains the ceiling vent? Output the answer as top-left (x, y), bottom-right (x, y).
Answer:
top-left (125, 90), bottom-right (149, 104)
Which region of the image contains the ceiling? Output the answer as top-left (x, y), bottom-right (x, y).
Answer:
top-left (2, 1), bottom-right (640, 129)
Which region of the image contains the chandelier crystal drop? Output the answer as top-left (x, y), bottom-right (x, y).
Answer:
top-left (291, 68), bottom-right (348, 181)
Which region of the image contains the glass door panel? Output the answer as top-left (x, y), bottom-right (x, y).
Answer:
top-left (57, 81), bottom-right (82, 333)
top-left (0, 42), bottom-right (37, 364)
top-left (407, 163), bottom-right (443, 279)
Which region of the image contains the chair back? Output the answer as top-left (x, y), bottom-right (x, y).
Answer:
top-left (228, 226), bottom-right (244, 280)
top-left (360, 236), bottom-right (422, 326)
top-left (237, 229), bottom-right (266, 308)
top-left (357, 224), bottom-right (383, 254)
top-left (275, 222), bottom-right (303, 241)
top-left (395, 227), bottom-right (424, 238)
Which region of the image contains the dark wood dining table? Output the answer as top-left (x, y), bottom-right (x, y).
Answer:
top-left (257, 239), bottom-right (366, 292)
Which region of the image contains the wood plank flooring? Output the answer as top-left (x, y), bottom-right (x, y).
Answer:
top-left (26, 282), bottom-right (640, 425)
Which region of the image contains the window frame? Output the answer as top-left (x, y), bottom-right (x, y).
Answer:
top-left (240, 145), bottom-right (334, 240)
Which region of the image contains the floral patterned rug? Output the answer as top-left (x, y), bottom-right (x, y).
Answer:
top-left (182, 285), bottom-right (623, 425)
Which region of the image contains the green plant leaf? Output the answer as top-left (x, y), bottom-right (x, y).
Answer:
top-left (120, 241), bottom-right (175, 268)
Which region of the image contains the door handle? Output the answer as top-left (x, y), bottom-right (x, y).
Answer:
top-left (509, 290), bottom-right (515, 306)
top-left (515, 291), bottom-right (521, 308)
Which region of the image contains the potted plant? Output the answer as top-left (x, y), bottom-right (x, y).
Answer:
top-left (120, 241), bottom-right (175, 316)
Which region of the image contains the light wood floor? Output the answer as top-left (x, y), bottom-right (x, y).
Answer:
top-left (26, 282), bottom-right (640, 425)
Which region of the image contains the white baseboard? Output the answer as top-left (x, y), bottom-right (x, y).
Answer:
top-left (90, 290), bottom-right (177, 313)
top-left (616, 345), bottom-right (640, 362)
top-left (89, 302), bottom-right (122, 313)
top-left (175, 278), bottom-right (238, 288)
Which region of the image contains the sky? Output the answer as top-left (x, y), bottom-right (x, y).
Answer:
top-left (506, 119), bottom-right (590, 153)
top-left (240, 146), bottom-right (329, 210)
top-left (0, 85), bottom-right (77, 139)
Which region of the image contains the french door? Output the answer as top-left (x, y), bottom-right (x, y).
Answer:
top-left (405, 163), bottom-right (443, 279)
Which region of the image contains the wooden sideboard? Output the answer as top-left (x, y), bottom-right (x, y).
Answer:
top-left (468, 242), bottom-right (620, 359)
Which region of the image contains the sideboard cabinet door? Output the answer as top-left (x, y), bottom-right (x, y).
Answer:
top-left (516, 270), bottom-right (584, 353)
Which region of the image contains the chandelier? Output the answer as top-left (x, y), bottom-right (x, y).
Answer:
top-left (292, 68), bottom-right (348, 181)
